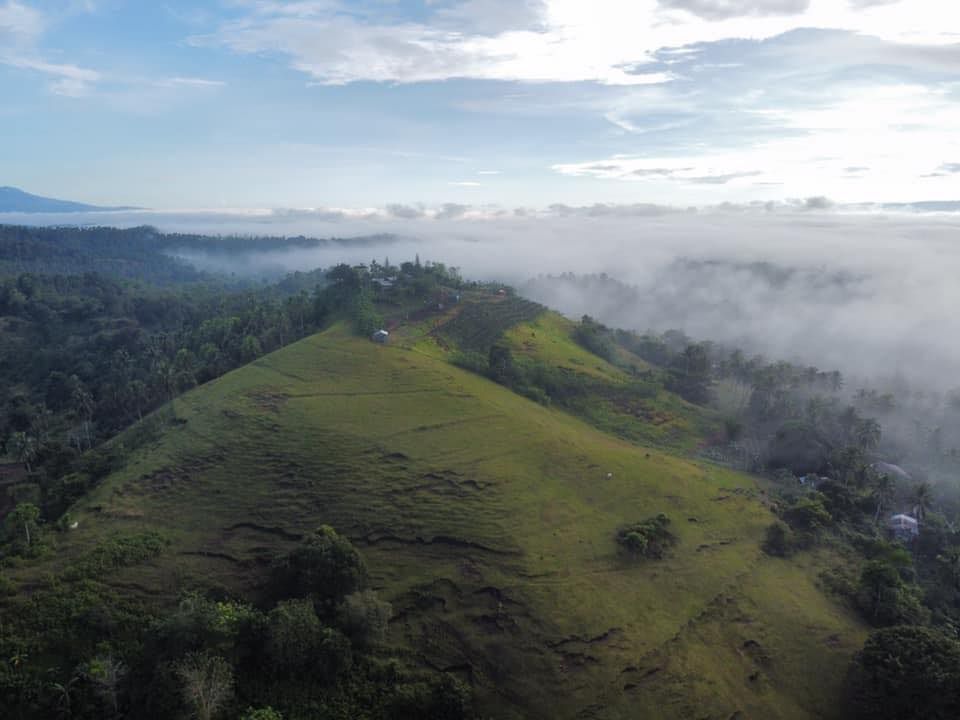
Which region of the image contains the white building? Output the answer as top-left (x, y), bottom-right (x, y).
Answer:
top-left (888, 513), bottom-right (919, 540)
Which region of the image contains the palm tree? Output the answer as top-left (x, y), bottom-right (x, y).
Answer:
top-left (856, 418), bottom-right (882, 451)
top-left (872, 473), bottom-right (896, 525)
top-left (70, 378), bottom-right (94, 450)
top-left (805, 396), bottom-right (828, 427)
top-left (913, 481), bottom-right (933, 521)
top-left (50, 675), bottom-right (81, 719)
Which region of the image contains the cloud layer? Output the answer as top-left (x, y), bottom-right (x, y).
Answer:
top-left (3, 204), bottom-right (958, 390)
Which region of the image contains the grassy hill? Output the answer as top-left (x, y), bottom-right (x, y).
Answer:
top-left (12, 317), bottom-right (866, 719)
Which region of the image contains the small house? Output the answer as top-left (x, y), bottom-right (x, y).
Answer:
top-left (888, 513), bottom-right (919, 541)
top-left (371, 329), bottom-right (389, 344)
top-left (873, 462), bottom-right (912, 483)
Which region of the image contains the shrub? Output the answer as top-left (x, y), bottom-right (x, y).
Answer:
top-left (449, 350), bottom-right (488, 375)
top-left (516, 385), bottom-right (551, 405)
top-left (0, 573), bottom-right (15, 596)
top-left (241, 708), bottom-right (283, 720)
top-left (616, 514), bottom-right (677, 559)
top-left (79, 444), bottom-right (126, 481)
top-left (338, 590), bottom-right (393, 649)
top-left (388, 673), bottom-right (472, 720)
top-left (68, 532), bottom-right (167, 579)
top-left (762, 521), bottom-right (797, 557)
top-left (782, 494), bottom-right (832, 532)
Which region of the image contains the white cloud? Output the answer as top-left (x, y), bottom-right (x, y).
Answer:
top-left (199, 0), bottom-right (960, 86)
top-left (0, 1), bottom-right (102, 97)
top-left (158, 76), bottom-right (226, 88)
top-left (0, 0), bottom-right (43, 44)
top-left (450, 181), bottom-right (482, 187)
top-left (553, 83), bottom-right (960, 202)
top-left (3, 55), bottom-right (101, 96)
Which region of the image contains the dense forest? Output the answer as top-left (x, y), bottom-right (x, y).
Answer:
top-left (2, 225), bottom-right (960, 719)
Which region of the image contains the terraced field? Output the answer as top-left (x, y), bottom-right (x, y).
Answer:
top-left (16, 323), bottom-right (866, 719)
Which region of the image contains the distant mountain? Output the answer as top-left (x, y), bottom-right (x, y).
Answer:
top-left (880, 200), bottom-right (960, 213)
top-left (0, 186), bottom-right (136, 213)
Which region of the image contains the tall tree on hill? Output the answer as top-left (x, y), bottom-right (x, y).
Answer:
top-left (175, 652), bottom-right (234, 720)
top-left (5, 502), bottom-right (40, 550)
top-left (856, 418), bottom-right (882, 451)
top-left (872, 473), bottom-right (896, 525)
top-left (11, 431), bottom-right (37, 473)
top-left (70, 379), bottom-right (95, 450)
top-left (913, 482), bottom-right (933, 521)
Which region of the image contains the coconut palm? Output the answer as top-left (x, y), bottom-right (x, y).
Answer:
top-left (913, 481), bottom-right (933, 521)
top-left (873, 473), bottom-right (897, 525)
top-left (856, 418), bottom-right (882, 451)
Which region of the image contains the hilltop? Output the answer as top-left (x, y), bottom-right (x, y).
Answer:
top-left (4, 293), bottom-right (866, 719)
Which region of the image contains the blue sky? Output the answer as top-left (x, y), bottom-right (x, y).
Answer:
top-left (1, 0), bottom-right (958, 210)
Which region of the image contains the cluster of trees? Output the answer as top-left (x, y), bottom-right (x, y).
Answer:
top-left (325, 257), bottom-right (465, 336)
top-left (0, 526), bottom-right (471, 719)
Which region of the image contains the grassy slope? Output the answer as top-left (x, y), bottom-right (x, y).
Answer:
top-left (25, 323), bottom-right (864, 719)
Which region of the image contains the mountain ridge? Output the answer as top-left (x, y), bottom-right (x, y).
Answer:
top-left (0, 185), bottom-right (138, 213)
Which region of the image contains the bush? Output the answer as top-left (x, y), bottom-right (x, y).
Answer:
top-left (0, 573), bottom-right (15, 596)
top-left (68, 532), bottom-right (167, 579)
top-left (782, 494), bottom-right (832, 532)
top-left (616, 514), bottom-right (677, 559)
top-left (449, 350), bottom-right (488, 375)
top-left (241, 708), bottom-right (283, 720)
top-left (516, 385), bottom-right (551, 405)
top-left (388, 673), bottom-right (472, 720)
top-left (762, 521), bottom-right (797, 557)
top-left (79, 444), bottom-right (126, 481)
top-left (338, 590), bottom-right (392, 649)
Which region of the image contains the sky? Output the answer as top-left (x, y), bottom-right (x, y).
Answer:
top-left (0, 0), bottom-right (958, 210)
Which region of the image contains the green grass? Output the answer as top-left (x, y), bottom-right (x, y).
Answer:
top-left (504, 313), bottom-right (628, 381)
top-left (503, 313), bottom-right (718, 450)
top-left (13, 322), bottom-right (866, 719)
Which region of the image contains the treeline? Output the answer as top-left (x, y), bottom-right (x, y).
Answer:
top-left (0, 525), bottom-right (471, 719)
top-left (0, 224), bottom-right (397, 285)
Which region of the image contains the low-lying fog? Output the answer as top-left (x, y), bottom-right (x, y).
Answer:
top-left (5, 206), bottom-right (958, 391)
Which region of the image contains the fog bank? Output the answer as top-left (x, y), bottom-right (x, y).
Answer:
top-left (4, 207), bottom-right (958, 389)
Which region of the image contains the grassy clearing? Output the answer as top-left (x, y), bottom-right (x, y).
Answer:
top-left (504, 312), bottom-right (717, 450)
top-left (13, 323), bottom-right (865, 719)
